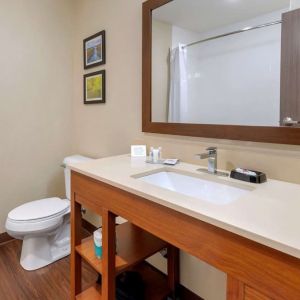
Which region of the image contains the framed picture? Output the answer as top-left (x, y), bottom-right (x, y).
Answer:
top-left (84, 70), bottom-right (106, 104)
top-left (83, 30), bottom-right (106, 69)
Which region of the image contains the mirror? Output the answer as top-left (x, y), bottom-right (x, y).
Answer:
top-left (151, 0), bottom-right (294, 127)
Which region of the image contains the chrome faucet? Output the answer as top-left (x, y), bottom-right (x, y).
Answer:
top-left (195, 148), bottom-right (228, 177)
top-left (196, 147), bottom-right (218, 174)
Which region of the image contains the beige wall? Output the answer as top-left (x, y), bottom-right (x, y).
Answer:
top-left (72, 0), bottom-right (143, 227)
top-left (72, 0), bottom-right (141, 158)
top-left (141, 135), bottom-right (300, 184)
top-left (0, 0), bottom-right (74, 232)
top-left (1, 0), bottom-right (298, 299)
top-left (72, 1), bottom-right (300, 299)
top-left (1, 0), bottom-right (299, 299)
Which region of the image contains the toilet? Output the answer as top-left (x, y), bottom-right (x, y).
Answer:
top-left (5, 155), bottom-right (92, 271)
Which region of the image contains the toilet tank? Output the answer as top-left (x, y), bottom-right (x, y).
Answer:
top-left (63, 155), bottom-right (93, 200)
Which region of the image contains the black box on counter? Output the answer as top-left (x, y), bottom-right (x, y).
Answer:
top-left (230, 168), bottom-right (267, 184)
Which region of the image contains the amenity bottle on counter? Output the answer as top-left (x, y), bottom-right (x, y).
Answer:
top-left (149, 146), bottom-right (162, 163)
top-left (93, 229), bottom-right (102, 259)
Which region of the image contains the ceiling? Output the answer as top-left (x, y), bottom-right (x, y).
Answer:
top-left (153, 0), bottom-right (291, 33)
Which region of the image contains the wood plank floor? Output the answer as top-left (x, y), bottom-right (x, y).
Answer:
top-left (0, 239), bottom-right (98, 300)
top-left (0, 237), bottom-right (203, 300)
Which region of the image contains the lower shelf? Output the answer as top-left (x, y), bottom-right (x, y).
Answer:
top-left (76, 222), bottom-right (167, 275)
top-left (76, 263), bottom-right (171, 300)
top-left (76, 284), bottom-right (102, 300)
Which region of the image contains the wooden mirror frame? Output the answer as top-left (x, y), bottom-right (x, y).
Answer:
top-left (142, 0), bottom-right (300, 145)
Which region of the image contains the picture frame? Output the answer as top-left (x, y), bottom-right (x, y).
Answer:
top-left (84, 70), bottom-right (106, 104)
top-left (83, 30), bottom-right (106, 69)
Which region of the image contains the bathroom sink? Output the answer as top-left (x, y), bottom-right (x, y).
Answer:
top-left (134, 169), bottom-right (253, 205)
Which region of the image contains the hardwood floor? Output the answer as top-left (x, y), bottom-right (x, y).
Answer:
top-left (0, 239), bottom-right (98, 300)
top-left (0, 232), bottom-right (203, 300)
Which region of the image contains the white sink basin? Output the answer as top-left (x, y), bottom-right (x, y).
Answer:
top-left (135, 169), bottom-right (253, 205)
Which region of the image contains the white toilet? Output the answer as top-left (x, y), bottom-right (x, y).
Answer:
top-left (5, 155), bottom-right (92, 271)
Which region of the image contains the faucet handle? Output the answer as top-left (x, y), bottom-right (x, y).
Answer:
top-left (206, 147), bottom-right (217, 154)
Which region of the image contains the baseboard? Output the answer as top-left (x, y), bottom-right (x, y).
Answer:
top-left (0, 232), bottom-right (14, 245)
top-left (82, 219), bottom-right (204, 300)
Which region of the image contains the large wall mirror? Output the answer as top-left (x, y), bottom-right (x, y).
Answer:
top-left (142, 0), bottom-right (300, 144)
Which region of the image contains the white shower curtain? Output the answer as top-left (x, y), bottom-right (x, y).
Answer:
top-left (168, 44), bottom-right (188, 123)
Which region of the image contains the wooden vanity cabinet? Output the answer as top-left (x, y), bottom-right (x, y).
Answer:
top-left (70, 171), bottom-right (300, 300)
top-left (70, 174), bottom-right (179, 300)
top-left (228, 277), bottom-right (275, 300)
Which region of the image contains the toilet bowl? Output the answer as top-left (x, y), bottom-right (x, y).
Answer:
top-left (5, 155), bottom-right (92, 271)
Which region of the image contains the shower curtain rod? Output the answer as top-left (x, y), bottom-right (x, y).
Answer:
top-left (183, 20), bottom-right (282, 48)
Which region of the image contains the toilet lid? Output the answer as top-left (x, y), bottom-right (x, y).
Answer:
top-left (8, 198), bottom-right (70, 221)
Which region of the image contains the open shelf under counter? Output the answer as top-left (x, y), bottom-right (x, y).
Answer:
top-left (132, 263), bottom-right (171, 300)
top-left (75, 284), bottom-right (101, 300)
top-left (75, 222), bottom-right (168, 275)
top-left (75, 263), bottom-right (171, 300)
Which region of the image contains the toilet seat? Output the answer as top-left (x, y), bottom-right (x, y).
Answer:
top-left (6, 198), bottom-right (70, 235)
top-left (8, 197), bottom-right (69, 222)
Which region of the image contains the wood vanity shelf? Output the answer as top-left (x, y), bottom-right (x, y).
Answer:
top-left (75, 222), bottom-right (168, 276)
top-left (70, 166), bottom-right (300, 300)
top-left (71, 178), bottom-right (179, 300)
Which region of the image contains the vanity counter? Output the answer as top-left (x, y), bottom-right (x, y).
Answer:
top-left (70, 154), bottom-right (300, 259)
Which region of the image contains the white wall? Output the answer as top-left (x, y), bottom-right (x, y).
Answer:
top-left (153, 10), bottom-right (287, 126)
top-left (152, 19), bottom-right (172, 122)
top-left (181, 11), bottom-right (284, 126)
top-left (0, 0), bottom-right (73, 233)
top-left (291, 0), bottom-right (300, 8)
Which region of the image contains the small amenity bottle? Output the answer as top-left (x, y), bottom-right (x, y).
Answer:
top-left (151, 147), bottom-right (162, 163)
top-left (93, 229), bottom-right (102, 259)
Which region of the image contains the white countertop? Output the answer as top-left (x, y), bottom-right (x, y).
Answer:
top-left (70, 154), bottom-right (300, 259)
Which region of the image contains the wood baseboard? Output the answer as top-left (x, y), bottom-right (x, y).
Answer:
top-left (0, 232), bottom-right (14, 245)
top-left (82, 218), bottom-right (204, 300)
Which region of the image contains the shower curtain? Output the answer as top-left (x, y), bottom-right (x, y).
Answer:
top-left (168, 44), bottom-right (188, 123)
